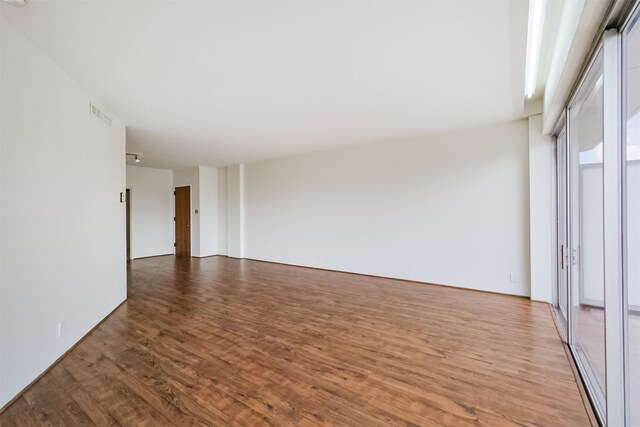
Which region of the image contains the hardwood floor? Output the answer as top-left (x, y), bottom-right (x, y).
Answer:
top-left (1, 256), bottom-right (591, 426)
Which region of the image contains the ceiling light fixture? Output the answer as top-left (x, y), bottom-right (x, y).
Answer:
top-left (524, 0), bottom-right (547, 99)
top-left (126, 153), bottom-right (141, 163)
top-left (2, 0), bottom-right (27, 5)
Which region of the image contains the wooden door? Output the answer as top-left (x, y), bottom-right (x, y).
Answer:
top-left (174, 186), bottom-right (191, 257)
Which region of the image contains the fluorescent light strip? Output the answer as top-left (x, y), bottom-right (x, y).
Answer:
top-left (525, 0), bottom-right (547, 99)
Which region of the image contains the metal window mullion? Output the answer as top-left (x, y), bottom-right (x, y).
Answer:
top-left (566, 108), bottom-right (574, 347)
top-left (602, 28), bottom-right (626, 427)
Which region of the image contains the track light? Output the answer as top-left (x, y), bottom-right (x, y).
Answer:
top-left (126, 153), bottom-right (141, 164)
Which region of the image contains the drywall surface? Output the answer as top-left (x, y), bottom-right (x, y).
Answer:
top-left (198, 166), bottom-right (219, 257)
top-left (227, 165), bottom-right (245, 258)
top-left (217, 167), bottom-right (228, 256)
top-left (243, 120), bottom-right (531, 296)
top-left (126, 166), bottom-right (174, 259)
top-left (0, 17), bottom-right (126, 408)
top-left (529, 115), bottom-right (554, 303)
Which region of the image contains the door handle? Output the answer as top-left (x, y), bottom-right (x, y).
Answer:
top-left (561, 245), bottom-right (564, 270)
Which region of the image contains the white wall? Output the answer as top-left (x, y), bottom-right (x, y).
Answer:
top-left (0, 17), bottom-right (126, 408)
top-left (227, 164), bottom-right (245, 259)
top-left (529, 115), bottom-right (555, 303)
top-left (241, 120), bottom-right (531, 296)
top-left (218, 167), bottom-right (228, 256)
top-left (126, 166), bottom-right (174, 259)
top-left (199, 166), bottom-right (219, 257)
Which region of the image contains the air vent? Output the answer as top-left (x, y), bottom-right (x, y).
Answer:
top-left (2, 0), bottom-right (27, 6)
top-left (90, 103), bottom-right (112, 127)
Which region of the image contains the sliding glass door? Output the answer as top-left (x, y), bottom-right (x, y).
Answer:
top-left (552, 4), bottom-right (640, 423)
top-left (624, 9), bottom-right (640, 426)
top-left (568, 49), bottom-right (607, 418)
top-left (556, 124), bottom-right (569, 328)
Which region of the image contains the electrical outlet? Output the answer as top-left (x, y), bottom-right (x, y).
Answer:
top-left (318, 254), bottom-right (324, 261)
top-left (295, 251), bottom-right (300, 259)
top-left (509, 273), bottom-right (517, 284)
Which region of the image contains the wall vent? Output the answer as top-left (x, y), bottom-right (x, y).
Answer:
top-left (90, 103), bottom-right (112, 127)
top-left (2, 0), bottom-right (27, 6)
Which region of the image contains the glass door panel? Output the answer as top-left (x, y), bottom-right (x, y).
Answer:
top-left (624, 9), bottom-right (640, 426)
top-left (557, 126), bottom-right (569, 326)
top-left (568, 50), bottom-right (606, 418)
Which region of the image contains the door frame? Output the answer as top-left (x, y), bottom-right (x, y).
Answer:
top-left (173, 185), bottom-right (193, 257)
top-left (553, 112), bottom-right (569, 340)
top-left (126, 188), bottom-right (132, 260)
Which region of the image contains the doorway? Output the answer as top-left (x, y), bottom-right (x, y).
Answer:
top-left (126, 189), bottom-right (131, 260)
top-left (174, 186), bottom-right (191, 257)
top-left (553, 47), bottom-right (607, 422)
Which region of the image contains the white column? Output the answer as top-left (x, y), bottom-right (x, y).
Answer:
top-left (227, 164), bottom-right (245, 258)
top-left (198, 166), bottom-right (220, 257)
top-left (528, 114), bottom-right (555, 303)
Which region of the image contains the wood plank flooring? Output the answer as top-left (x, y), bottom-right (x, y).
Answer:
top-left (0, 256), bottom-right (591, 426)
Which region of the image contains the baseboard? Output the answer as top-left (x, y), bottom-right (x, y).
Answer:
top-left (131, 254), bottom-right (225, 260)
top-left (132, 254), bottom-right (530, 299)
top-left (131, 253), bottom-right (174, 260)
top-left (238, 256), bottom-right (530, 300)
top-left (0, 299), bottom-right (127, 415)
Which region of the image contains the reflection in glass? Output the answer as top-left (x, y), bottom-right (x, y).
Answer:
top-left (625, 11), bottom-right (640, 426)
top-left (569, 51), bottom-right (606, 418)
top-left (557, 127), bottom-right (568, 323)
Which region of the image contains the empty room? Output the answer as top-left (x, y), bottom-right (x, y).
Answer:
top-left (0, 0), bottom-right (638, 425)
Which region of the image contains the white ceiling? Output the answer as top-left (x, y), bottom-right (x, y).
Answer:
top-left (1, 1), bottom-right (528, 170)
